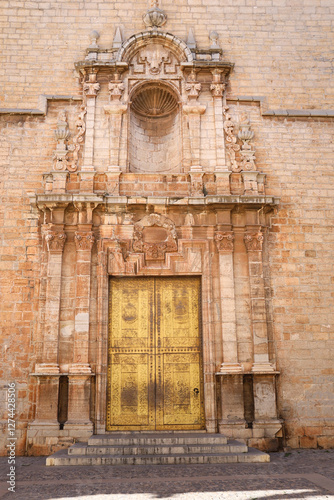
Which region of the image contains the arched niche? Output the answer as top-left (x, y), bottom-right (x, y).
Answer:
top-left (128, 81), bottom-right (182, 173)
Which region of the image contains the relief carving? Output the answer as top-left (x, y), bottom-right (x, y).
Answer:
top-left (215, 231), bottom-right (235, 252)
top-left (133, 214), bottom-right (177, 261)
top-left (131, 45), bottom-right (178, 76)
top-left (223, 106), bottom-right (241, 172)
top-left (53, 111), bottom-right (70, 171)
top-left (67, 105), bottom-right (87, 172)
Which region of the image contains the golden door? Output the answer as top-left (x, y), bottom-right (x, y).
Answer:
top-left (106, 276), bottom-right (205, 430)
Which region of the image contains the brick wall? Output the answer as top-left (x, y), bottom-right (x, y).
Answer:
top-left (0, 0), bottom-right (333, 454)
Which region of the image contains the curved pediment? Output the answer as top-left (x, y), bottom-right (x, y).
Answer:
top-left (117, 31), bottom-right (193, 66)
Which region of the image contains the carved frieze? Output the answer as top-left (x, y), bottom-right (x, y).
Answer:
top-left (244, 231), bottom-right (264, 252)
top-left (133, 213), bottom-right (177, 261)
top-left (215, 231), bottom-right (235, 252)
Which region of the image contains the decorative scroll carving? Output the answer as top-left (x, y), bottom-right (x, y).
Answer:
top-left (244, 231), bottom-right (264, 252)
top-left (67, 105), bottom-right (87, 172)
top-left (74, 231), bottom-right (95, 251)
top-left (215, 231), bottom-right (234, 252)
top-left (223, 106), bottom-right (241, 172)
top-left (133, 214), bottom-right (177, 261)
top-left (44, 230), bottom-right (67, 252)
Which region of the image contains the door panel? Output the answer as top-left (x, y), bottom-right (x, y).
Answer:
top-left (107, 276), bottom-right (204, 430)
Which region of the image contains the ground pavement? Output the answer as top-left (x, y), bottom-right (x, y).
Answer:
top-left (0, 449), bottom-right (334, 500)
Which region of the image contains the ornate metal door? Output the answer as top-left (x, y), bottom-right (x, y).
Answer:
top-left (107, 276), bottom-right (204, 430)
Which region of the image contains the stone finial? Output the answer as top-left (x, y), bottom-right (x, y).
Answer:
top-left (143, 3), bottom-right (167, 29)
top-left (113, 27), bottom-right (123, 49)
top-left (209, 31), bottom-right (219, 49)
top-left (187, 28), bottom-right (197, 50)
top-left (88, 30), bottom-right (100, 49)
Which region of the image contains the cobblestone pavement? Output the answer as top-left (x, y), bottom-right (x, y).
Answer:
top-left (0, 449), bottom-right (334, 500)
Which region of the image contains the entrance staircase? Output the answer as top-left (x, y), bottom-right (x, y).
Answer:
top-left (46, 432), bottom-right (270, 465)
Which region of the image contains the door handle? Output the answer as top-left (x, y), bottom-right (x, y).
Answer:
top-left (193, 388), bottom-right (199, 395)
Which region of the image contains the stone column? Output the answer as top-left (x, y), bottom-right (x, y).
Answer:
top-left (215, 229), bottom-right (245, 436)
top-left (65, 217), bottom-right (95, 431)
top-left (40, 224), bottom-right (67, 371)
top-left (210, 70), bottom-right (227, 169)
top-left (81, 70), bottom-right (100, 192)
top-left (30, 223), bottom-right (66, 432)
top-left (104, 76), bottom-right (127, 174)
top-left (244, 228), bottom-right (274, 373)
top-left (215, 231), bottom-right (242, 373)
top-left (183, 78), bottom-right (206, 169)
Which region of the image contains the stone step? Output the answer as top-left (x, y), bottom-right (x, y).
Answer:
top-left (68, 440), bottom-right (248, 456)
top-left (46, 447), bottom-right (270, 466)
top-left (88, 432), bottom-right (228, 446)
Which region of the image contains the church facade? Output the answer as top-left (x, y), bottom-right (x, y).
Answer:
top-left (1, 0), bottom-right (333, 456)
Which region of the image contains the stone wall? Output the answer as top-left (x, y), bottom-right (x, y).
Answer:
top-left (0, 0), bottom-right (334, 455)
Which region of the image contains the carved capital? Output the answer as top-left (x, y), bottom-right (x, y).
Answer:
top-left (215, 231), bottom-right (234, 252)
top-left (83, 72), bottom-right (100, 97)
top-left (185, 82), bottom-right (202, 102)
top-left (74, 231), bottom-right (95, 251)
top-left (108, 80), bottom-right (125, 101)
top-left (44, 230), bottom-right (67, 252)
top-left (210, 82), bottom-right (225, 97)
top-left (244, 231), bottom-right (264, 252)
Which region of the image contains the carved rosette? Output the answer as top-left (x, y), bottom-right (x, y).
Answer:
top-left (133, 214), bottom-right (178, 261)
top-left (215, 231), bottom-right (235, 252)
top-left (74, 231), bottom-right (95, 251)
top-left (244, 231), bottom-right (264, 252)
top-left (44, 230), bottom-right (67, 252)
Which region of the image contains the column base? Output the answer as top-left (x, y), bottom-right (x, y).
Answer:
top-left (34, 363), bottom-right (60, 374)
top-left (63, 421), bottom-right (94, 431)
top-left (219, 362), bottom-right (244, 374)
top-left (251, 362), bottom-right (276, 373)
top-left (205, 419), bottom-right (217, 433)
top-left (68, 363), bottom-right (92, 374)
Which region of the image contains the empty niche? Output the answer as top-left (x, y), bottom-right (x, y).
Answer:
top-left (129, 82), bottom-right (182, 173)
